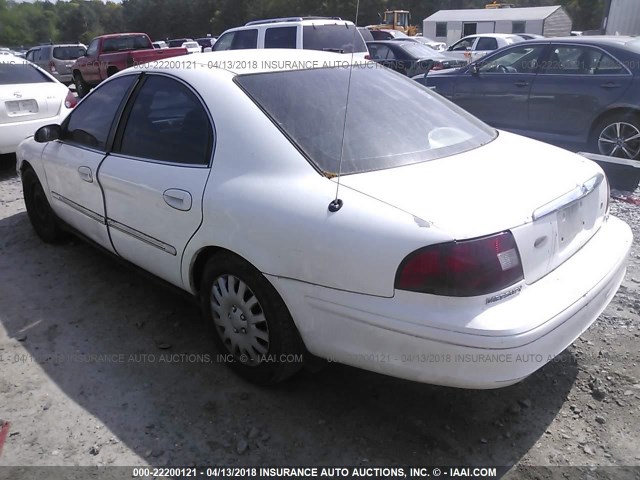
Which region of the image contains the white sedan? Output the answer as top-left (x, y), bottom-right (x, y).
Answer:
top-left (1, 55), bottom-right (75, 155)
top-left (16, 49), bottom-right (632, 388)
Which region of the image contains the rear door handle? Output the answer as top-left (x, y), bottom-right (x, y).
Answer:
top-left (163, 189), bottom-right (192, 211)
top-left (600, 82), bottom-right (621, 89)
top-left (78, 166), bottom-right (93, 183)
top-left (514, 81), bottom-right (529, 87)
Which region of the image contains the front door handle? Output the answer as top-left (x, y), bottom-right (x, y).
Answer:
top-left (514, 81), bottom-right (529, 87)
top-left (78, 166), bottom-right (93, 183)
top-left (163, 189), bottom-right (192, 211)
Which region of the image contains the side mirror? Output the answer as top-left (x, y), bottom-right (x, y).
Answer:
top-left (204, 47), bottom-right (212, 52)
top-left (34, 124), bottom-right (62, 143)
top-left (470, 64), bottom-right (479, 75)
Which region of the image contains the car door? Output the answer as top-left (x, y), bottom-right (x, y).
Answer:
top-left (452, 43), bottom-right (546, 130)
top-left (528, 44), bottom-right (633, 142)
top-left (98, 74), bottom-right (214, 288)
top-left (76, 39), bottom-right (100, 83)
top-left (41, 74), bottom-right (139, 250)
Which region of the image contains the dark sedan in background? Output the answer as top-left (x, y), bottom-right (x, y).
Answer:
top-left (367, 40), bottom-right (468, 76)
top-left (416, 36), bottom-right (640, 160)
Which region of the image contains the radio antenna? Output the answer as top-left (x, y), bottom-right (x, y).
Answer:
top-left (328, 0), bottom-right (361, 213)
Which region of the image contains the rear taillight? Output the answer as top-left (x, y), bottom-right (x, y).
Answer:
top-left (431, 61), bottom-right (443, 71)
top-left (64, 90), bottom-right (78, 109)
top-left (395, 231), bottom-right (523, 297)
top-left (49, 61), bottom-right (56, 73)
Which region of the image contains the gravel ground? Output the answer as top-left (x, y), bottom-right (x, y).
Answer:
top-left (0, 154), bottom-right (639, 476)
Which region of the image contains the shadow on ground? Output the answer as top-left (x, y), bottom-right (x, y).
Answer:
top-left (0, 209), bottom-right (578, 467)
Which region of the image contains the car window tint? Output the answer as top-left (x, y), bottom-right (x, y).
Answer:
top-left (451, 38), bottom-right (474, 51)
top-left (63, 75), bottom-right (137, 150)
top-left (544, 46), bottom-right (610, 75)
top-left (53, 46), bottom-right (86, 60)
top-left (118, 75), bottom-right (212, 165)
top-left (230, 29), bottom-right (258, 50)
top-left (212, 32), bottom-right (233, 51)
top-left (594, 52), bottom-right (627, 75)
top-left (476, 37), bottom-right (498, 51)
top-left (0, 60), bottom-right (52, 84)
top-left (478, 45), bottom-right (545, 74)
top-left (265, 27), bottom-right (297, 49)
top-left (302, 24), bottom-right (367, 53)
top-left (237, 66), bottom-right (496, 175)
top-left (86, 39), bottom-right (99, 56)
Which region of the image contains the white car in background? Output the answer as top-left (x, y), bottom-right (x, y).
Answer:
top-left (1, 55), bottom-right (75, 155)
top-left (446, 33), bottom-right (524, 62)
top-left (393, 36), bottom-right (447, 51)
top-left (182, 41), bottom-right (201, 55)
top-left (16, 49), bottom-right (631, 389)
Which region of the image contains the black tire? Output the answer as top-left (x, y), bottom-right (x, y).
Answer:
top-left (22, 168), bottom-right (66, 243)
top-left (200, 254), bottom-right (304, 385)
top-left (592, 113), bottom-right (640, 161)
top-left (73, 72), bottom-right (90, 98)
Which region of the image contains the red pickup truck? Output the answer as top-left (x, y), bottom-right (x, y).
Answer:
top-left (72, 33), bottom-right (188, 97)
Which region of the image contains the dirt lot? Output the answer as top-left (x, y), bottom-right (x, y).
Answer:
top-left (0, 154), bottom-right (639, 476)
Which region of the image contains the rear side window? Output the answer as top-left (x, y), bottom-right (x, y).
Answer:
top-left (63, 75), bottom-right (137, 150)
top-left (476, 37), bottom-right (498, 50)
top-left (53, 46), bottom-right (86, 60)
top-left (117, 75), bottom-right (212, 165)
top-left (0, 61), bottom-right (52, 85)
top-left (302, 24), bottom-right (367, 53)
top-left (237, 67), bottom-right (495, 175)
top-left (265, 27), bottom-right (297, 49)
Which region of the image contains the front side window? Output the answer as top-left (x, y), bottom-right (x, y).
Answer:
top-left (86, 39), bottom-right (99, 56)
top-left (236, 66), bottom-right (496, 175)
top-left (451, 38), bottom-right (474, 51)
top-left (230, 30), bottom-right (258, 50)
top-left (368, 44), bottom-right (393, 60)
top-left (478, 45), bottom-right (545, 73)
top-left (302, 24), bottom-right (367, 53)
top-left (63, 75), bottom-right (137, 150)
top-left (117, 75), bottom-right (212, 165)
top-left (265, 26), bottom-right (297, 49)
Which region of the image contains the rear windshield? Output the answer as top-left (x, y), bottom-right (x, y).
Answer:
top-left (399, 43), bottom-right (446, 59)
top-left (236, 66), bottom-right (496, 175)
top-left (0, 61), bottom-right (52, 85)
top-left (103, 35), bottom-right (151, 52)
top-left (53, 46), bottom-right (86, 60)
top-left (302, 24), bottom-right (367, 53)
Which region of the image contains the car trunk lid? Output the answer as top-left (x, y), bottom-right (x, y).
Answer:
top-left (0, 82), bottom-right (64, 124)
top-left (338, 131), bottom-right (609, 284)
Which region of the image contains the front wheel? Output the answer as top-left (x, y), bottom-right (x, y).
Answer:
top-left (593, 114), bottom-right (640, 160)
top-left (22, 168), bottom-right (66, 243)
top-left (200, 254), bottom-right (304, 385)
top-left (73, 73), bottom-right (90, 98)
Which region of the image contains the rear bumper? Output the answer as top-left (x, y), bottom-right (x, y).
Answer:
top-left (269, 215), bottom-right (632, 389)
top-left (0, 111), bottom-right (70, 154)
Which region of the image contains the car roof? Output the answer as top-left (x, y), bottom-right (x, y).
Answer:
top-left (129, 49), bottom-right (366, 76)
top-left (99, 33), bottom-right (148, 39)
top-left (461, 33), bottom-right (522, 39)
top-left (530, 35), bottom-right (640, 49)
top-left (222, 18), bottom-right (355, 34)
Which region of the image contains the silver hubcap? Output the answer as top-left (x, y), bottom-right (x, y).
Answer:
top-left (210, 274), bottom-right (269, 366)
top-left (598, 121), bottom-right (640, 159)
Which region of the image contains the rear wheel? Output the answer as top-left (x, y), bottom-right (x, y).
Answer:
top-left (73, 72), bottom-right (90, 98)
top-left (593, 114), bottom-right (640, 161)
top-left (200, 254), bottom-right (304, 385)
top-left (22, 168), bottom-right (66, 243)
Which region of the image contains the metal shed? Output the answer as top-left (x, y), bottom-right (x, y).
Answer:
top-left (602, 0), bottom-right (640, 36)
top-left (423, 6), bottom-right (572, 46)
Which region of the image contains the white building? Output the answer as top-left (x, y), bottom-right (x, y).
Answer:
top-left (423, 6), bottom-right (572, 46)
top-left (603, 0), bottom-right (640, 35)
